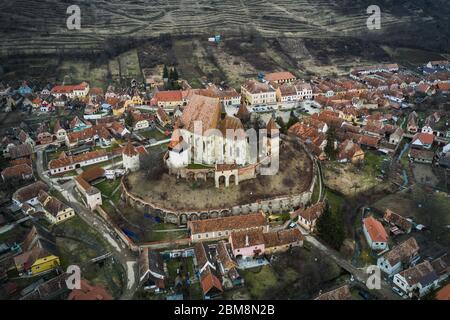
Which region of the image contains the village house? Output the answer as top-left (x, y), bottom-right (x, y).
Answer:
top-left (156, 107), bottom-right (171, 127)
top-left (194, 242), bottom-right (217, 274)
top-left (7, 143), bottom-right (33, 160)
top-left (36, 124), bottom-right (53, 145)
top-left (69, 116), bottom-right (91, 132)
top-left (411, 132), bottom-right (434, 150)
top-left (1, 163), bottom-right (33, 182)
top-left (229, 228), bottom-right (265, 259)
top-left (199, 266), bottom-right (223, 299)
top-left (393, 261), bottom-right (439, 298)
top-left (229, 227), bottom-right (304, 259)
top-left (262, 228), bottom-right (304, 255)
top-left (12, 181), bottom-right (49, 207)
top-left (216, 241), bottom-right (239, 280)
top-left (275, 81), bottom-right (313, 102)
top-left (293, 202), bottom-right (326, 232)
top-left (377, 237), bottom-right (420, 276)
top-left (13, 226), bottom-right (60, 276)
top-left (51, 82), bottom-right (90, 99)
top-left (389, 127), bottom-right (404, 145)
top-left (20, 273), bottom-right (70, 300)
top-left (337, 139), bottom-right (365, 164)
top-left (315, 285), bottom-right (352, 300)
top-left (362, 215), bottom-right (389, 251)
top-left (74, 167), bottom-right (104, 210)
top-left (68, 279), bottom-right (113, 300)
top-left (241, 80), bottom-right (277, 105)
top-left (436, 284), bottom-right (450, 300)
top-left (138, 249), bottom-right (166, 293)
top-left (53, 120), bottom-right (67, 142)
top-left (288, 122), bottom-right (328, 152)
top-left (37, 190), bottom-right (75, 224)
top-left (430, 254), bottom-right (450, 283)
top-left (18, 130), bottom-right (35, 147)
top-left (187, 212), bottom-right (269, 242)
top-left (48, 150), bottom-right (109, 175)
top-left (131, 111), bottom-right (150, 131)
top-left (407, 112), bottom-right (419, 134)
top-left (264, 71), bottom-right (296, 84)
top-left (384, 209), bottom-right (413, 235)
top-left (408, 149), bottom-right (435, 164)
top-left (198, 85), bottom-right (241, 107)
top-left (109, 122), bottom-right (130, 138)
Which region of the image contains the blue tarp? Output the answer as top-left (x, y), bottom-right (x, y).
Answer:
top-left (143, 214), bottom-right (161, 223)
top-left (122, 228), bottom-right (139, 240)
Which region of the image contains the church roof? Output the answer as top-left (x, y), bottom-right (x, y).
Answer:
top-left (180, 94), bottom-right (221, 133)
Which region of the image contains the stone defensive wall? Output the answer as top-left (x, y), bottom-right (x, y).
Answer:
top-left (121, 134), bottom-right (318, 225)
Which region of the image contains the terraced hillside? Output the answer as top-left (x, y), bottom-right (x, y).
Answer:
top-left (1, 0), bottom-right (449, 55)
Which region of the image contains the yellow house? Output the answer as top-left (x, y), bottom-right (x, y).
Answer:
top-left (37, 190), bottom-right (75, 224)
top-left (124, 95), bottom-right (144, 109)
top-left (14, 226), bottom-right (60, 275)
top-left (112, 104), bottom-right (125, 117)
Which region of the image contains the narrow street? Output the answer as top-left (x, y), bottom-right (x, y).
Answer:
top-left (35, 149), bottom-right (139, 299)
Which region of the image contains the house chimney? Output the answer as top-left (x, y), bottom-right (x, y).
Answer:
top-left (245, 234), bottom-right (249, 247)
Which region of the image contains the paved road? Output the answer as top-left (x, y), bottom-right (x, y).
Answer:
top-left (36, 149), bottom-right (138, 299)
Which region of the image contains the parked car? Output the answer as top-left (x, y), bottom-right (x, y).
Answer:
top-left (392, 286), bottom-right (407, 298)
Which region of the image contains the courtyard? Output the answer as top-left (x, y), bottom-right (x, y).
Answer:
top-left (126, 140), bottom-right (314, 212)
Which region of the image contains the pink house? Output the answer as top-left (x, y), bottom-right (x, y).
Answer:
top-left (229, 229), bottom-right (265, 259)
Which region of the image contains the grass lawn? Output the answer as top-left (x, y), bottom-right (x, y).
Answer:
top-left (140, 130), bottom-right (167, 140)
top-left (146, 229), bottom-right (188, 242)
top-left (240, 265), bottom-right (278, 299)
top-left (363, 151), bottom-right (387, 178)
top-left (311, 170), bottom-right (321, 203)
top-left (186, 163), bottom-right (214, 170)
top-left (324, 188), bottom-right (344, 215)
top-left (95, 179), bottom-right (121, 199)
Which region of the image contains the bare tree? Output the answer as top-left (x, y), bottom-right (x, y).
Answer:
top-left (140, 151), bottom-right (167, 180)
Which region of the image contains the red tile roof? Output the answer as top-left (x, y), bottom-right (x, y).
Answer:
top-left (68, 279), bottom-right (113, 300)
top-left (153, 90), bottom-right (183, 102)
top-left (123, 141), bottom-right (138, 157)
top-left (51, 82), bottom-right (88, 94)
top-left (412, 133), bottom-right (434, 145)
top-left (363, 216), bottom-right (388, 243)
top-left (200, 266), bottom-right (223, 295)
top-left (436, 284), bottom-right (450, 300)
top-left (48, 150), bottom-right (107, 170)
top-left (1, 163), bottom-right (32, 179)
top-left (265, 71), bottom-right (296, 82)
top-left (188, 213), bottom-right (267, 235)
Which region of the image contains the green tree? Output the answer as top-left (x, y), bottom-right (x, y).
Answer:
top-left (276, 116), bottom-right (286, 134)
top-left (125, 112), bottom-right (134, 129)
top-left (316, 204), bottom-right (346, 250)
top-left (324, 127), bottom-right (338, 160)
top-left (163, 65), bottom-right (169, 79)
top-left (286, 110), bottom-right (298, 131)
top-left (172, 67), bottom-right (179, 81)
